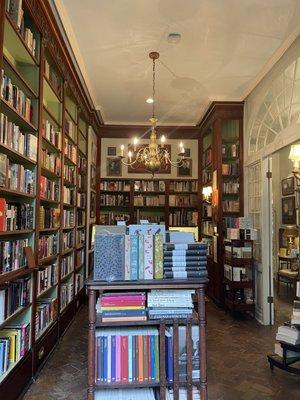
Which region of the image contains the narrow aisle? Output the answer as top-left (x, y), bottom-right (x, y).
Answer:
top-left (24, 302), bottom-right (300, 400)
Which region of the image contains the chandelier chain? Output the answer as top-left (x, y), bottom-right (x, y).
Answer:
top-left (152, 57), bottom-right (155, 119)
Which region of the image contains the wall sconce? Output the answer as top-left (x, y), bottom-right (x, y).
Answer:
top-left (289, 144), bottom-right (300, 179)
top-left (202, 186), bottom-right (212, 201)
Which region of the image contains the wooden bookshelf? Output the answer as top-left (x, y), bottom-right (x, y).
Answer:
top-left (0, 0), bottom-right (100, 397)
top-left (86, 279), bottom-right (208, 400)
top-left (199, 102), bottom-right (244, 306)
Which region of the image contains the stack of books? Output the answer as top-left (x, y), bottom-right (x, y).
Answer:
top-left (276, 325), bottom-right (300, 346)
top-left (167, 387), bottom-right (200, 400)
top-left (291, 300), bottom-right (300, 325)
top-left (95, 327), bottom-right (159, 384)
top-left (147, 290), bottom-right (194, 320)
top-left (97, 292), bottom-right (146, 322)
top-left (163, 242), bottom-right (207, 279)
top-left (95, 388), bottom-right (156, 400)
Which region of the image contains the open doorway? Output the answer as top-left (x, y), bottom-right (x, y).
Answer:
top-left (271, 142), bottom-right (300, 325)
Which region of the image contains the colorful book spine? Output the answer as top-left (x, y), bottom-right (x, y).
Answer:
top-left (154, 234), bottom-right (163, 279)
top-left (130, 235), bottom-right (139, 280)
top-left (144, 234), bottom-right (153, 280)
top-left (124, 235), bottom-right (131, 280)
top-left (138, 234), bottom-right (144, 280)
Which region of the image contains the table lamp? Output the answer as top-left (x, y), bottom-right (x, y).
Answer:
top-left (283, 226), bottom-right (299, 255)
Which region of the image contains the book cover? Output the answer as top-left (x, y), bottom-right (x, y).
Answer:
top-left (111, 335), bottom-right (116, 382)
top-left (144, 234), bottom-right (154, 280)
top-left (154, 234), bottom-right (163, 279)
top-left (164, 243), bottom-right (207, 251)
top-left (121, 335), bottom-right (128, 382)
top-left (138, 234), bottom-right (144, 280)
top-left (94, 234), bottom-right (125, 281)
top-left (129, 224), bottom-right (165, 238)
top-left (116, 335), bottom-right (121, 382)
top-left (124, 235), bottom-right (131, 280)
top-left (130, 235), bottom-right (139, 280)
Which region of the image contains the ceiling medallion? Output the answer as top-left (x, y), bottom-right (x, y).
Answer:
top-left (118, 51), bottom-right (186, 177)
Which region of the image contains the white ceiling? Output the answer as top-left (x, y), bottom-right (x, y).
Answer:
top-left (54, 0), bottom-right (300, 125)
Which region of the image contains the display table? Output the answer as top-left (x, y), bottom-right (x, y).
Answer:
top-left (267, 341), bottom-right (300, 375)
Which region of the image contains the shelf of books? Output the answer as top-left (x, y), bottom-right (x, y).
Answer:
top-left (0, 2), bottom-right (93, 395)
top-left (87, 227), bottom-right (208, 400)
top-left (98, 179), bottom-right (199, 233)
top-left (199, 103), bottom-right (244, 306)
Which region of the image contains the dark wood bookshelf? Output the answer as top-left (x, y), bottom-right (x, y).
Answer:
top-left (42, 135), bottom-right (61, 154)
top-left (0, 142), bottom-right (37, 166)
top-left (43, 74), bottom-right (62, 102)
top-left (43, 105), bottom-right (62, 128)
top-left (86, 279), bottom-right (208, 400)
top-left (0, 229), bottom-right (34, 236)
top-left (1, 97), bottom-right (37, 131)
top-left (0, 187), bottom-right (35, 199)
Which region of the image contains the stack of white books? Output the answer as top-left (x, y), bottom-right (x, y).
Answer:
top-left (276, 325), bottom-right (300, 346)
top-left (166, 387), bottom-right (200, 400)
top-left (147, 289), bottom-right (194, 320)
top-left (95, 388), bottom-right (155, 400)
top-left (291, 300), bottom-right (300, 325)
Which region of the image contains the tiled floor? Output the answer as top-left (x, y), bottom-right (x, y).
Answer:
top-left (23, 297), bottom-right (300, 400)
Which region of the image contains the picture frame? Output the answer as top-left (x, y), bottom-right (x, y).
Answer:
top-left (107, 146), bottom-right (117, 156)
top-left (106, 157), bottom-right (122, 176)
top-left (282, 177), bottom-right (295, 196)
top-left (282, 196), bottom-right (296, 224)
top-left (177, 158), bottom-right (192, 177)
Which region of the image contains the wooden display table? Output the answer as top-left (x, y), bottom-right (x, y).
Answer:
top-left (86, 278), bottom-right (208, 400)
top-left (267, 341), bottom-right (300, 375)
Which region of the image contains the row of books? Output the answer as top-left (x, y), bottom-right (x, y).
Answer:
top-left (225, 244), bottom-right (252, 259)
top-left (64, 118), bottom-right (76, 142)
top-left (78, 175), bottom-right (86, 191)
top-left (94, 388), bottom-right (200, 400)
top-left (222, 200), bottom-right (240, 213)
top-left (41, 149), bottom-right (61, 175)
top-left (77, 193), bottom-right (86, 208)
top-left (100, 194), bottom-right (130, 206)
top-left (0, 239), bottom-right (28, 275)
top-left (38, 233), bottom-right (58, 260)
top-left (61, 254), bottom-right (74, 278)
top-left (77, 210), bottom-right (85, 226)
top-left (95, 328), bottom-right (159, 384)
top-left (133, 195), bottom-right (164, 207)
top-left (100, 180), bottom-right (130, 192)
top-left (0, 113), bottom-right (37, 160)
top-left (78, 153), bottom-right (87, 173)
top-left (39, 206), bottom-right (60, 230)
top-left (168, 210), bottom-right (198, 227)
top-left (64, 138), bottom-right (77, 164)
top-left (64, 164), bottom-right (76, 184)
top-left (0, 322), bottom-right (30, 377)
top-left (148, 289), bottom-right (195, 319)
top-left (44, 59), bottom-right (62, 98)
top-left (37, 263), bottom-right (58, 295)
top-left (0, 199), bottom-right (34, 231)
top-left (62, 209), bottom-right (74, 228)
top-left (203, 146), bottom-right (212, 167)
top-left (0, 154), bottom-right (35, 194)
top-left (6, 0), bottom-right (38, 57)
top-left (135, 211), bottom-right (164, 224)
top-left (63, 187), bottom-right (75, 205)
top-left (62, 231), bottom-right (74, 250)
top-left (40, 176), bottom-right (59, 201)
top-left (75, 273), bottom-right (84, 295)
top-left (222, 143), bottom-right (239, 158)
top-left (60, 282), bottom-right (73, 310)
top-left (76, 248), bottom-right (85, 268)
top-left (94, 234), bottom-right (164, 281)
top-left (223, 181), bottom-right (239, 194)
top-left (42, 119), bottom-right (61, 150)
top-left (225, 287), bottom-right (254, 305)
top-left (222, 162), bottom-right (239, 175)
top-left (202, 220), bottom-right (214, 236)
top-left (134, 180), bottom-right (165, 192)
top-left (224, 216), bottom-right (253, 229)
top-left (35, 297), bottom-right (58, 338)
top-left (202, 203), bottom-right (212, 218)
top-left (99, 212), bottom-right (130, 225)
top-left (202, 169), bottom-right (212, 185)
top-left (163, 243), bottom-right (208, 279)
top-left (1, 71), bottom-right (33, 123)
top-left (169, 195), bottom-right (197, 207)
top-left (170, 180), bottom-right (197, 193)
top-left (76, 228), bottom-right (85, 246)
top-left (0, 277), bottom-right (31, 323)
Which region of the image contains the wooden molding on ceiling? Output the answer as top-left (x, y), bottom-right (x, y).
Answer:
top-left (99, 124), bottom-right (202, 139)
top-left (197, 101), bottom-right (244, 132)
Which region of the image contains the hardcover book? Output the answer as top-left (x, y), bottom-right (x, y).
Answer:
top-left (94, 234), bottom-right (125, 281)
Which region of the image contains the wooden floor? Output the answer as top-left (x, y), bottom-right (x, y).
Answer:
top-left (23, 293), bottom-right (300, 400)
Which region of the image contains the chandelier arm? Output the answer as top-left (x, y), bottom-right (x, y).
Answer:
top-left (119, 147), bottom-right (150, 167)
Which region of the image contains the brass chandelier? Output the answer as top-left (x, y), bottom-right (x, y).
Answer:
top-left (118, 51), bottom-right (186, 177)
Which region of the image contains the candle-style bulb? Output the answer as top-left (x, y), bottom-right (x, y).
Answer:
top-left (120, 144), bottom-right (125, 157)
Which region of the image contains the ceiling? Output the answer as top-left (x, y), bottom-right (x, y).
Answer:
top-left (54, 0), bottom-right (300, 126)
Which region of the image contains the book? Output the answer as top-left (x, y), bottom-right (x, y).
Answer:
top-left (94, 234), bottom-right (125, 281)
top-left (130, 235), bottom-right (139, 281)
top-left (154, 234), bottom-right (163, 279)
top-left (144, 235), bottom-right (153, 280)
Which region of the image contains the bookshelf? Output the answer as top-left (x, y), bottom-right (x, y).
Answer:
top-left (86, 279), bottom-right (208, 400)
top-left (98, 178), bottom-right (199, 231)
top-left (0, 1), bottom-right (99, 397)
top-left (199, 102), bottom-right (244, 305)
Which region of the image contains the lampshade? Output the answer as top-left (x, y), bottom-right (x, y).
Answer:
top-left (289, 144), bottom-right (300, 161)
top-left (283, 226), bottom-right (299, 238)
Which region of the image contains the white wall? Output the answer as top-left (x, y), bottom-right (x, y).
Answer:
top-left (100, 138), bottom-right (198, 179)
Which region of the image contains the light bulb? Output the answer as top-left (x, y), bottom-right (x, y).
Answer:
top-left (128, 150), bottom-right (133, 159)
top-left (133, 137), bottom-right (138, 151)
top-left (179, 141), bottom-right (184, 148)
top-left (120, 144), bottom-right (125, 157)
top-left (160, 135), bottom-right (166, 143)
top-left (146, 98), bottom-right (154, 104)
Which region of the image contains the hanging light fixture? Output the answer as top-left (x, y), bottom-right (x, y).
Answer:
top-left (118, 51), bottom-right (186, 177)
top-left (289, 144), bottom-right (300, 179)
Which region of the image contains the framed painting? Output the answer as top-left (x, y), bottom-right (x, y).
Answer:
top-left (282, 177), bottom-right (294, 196)
top-left (282, 196), bottom-right (296, 224)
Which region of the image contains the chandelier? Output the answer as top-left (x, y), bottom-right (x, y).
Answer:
top-left (118, 51), bottom-right (186, 177)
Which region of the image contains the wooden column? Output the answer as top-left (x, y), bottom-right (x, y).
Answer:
top-left (198, 286), bottom-right (208, 399)
top-left (87, 289), bottom-right (96, 400)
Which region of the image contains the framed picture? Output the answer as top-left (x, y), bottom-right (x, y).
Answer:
top-left (106, 157), bottom-right (121, 176)
top-left (282, 196), bottom-right (296, 224)
top-left (127, 144), bottom-right (171, 174)
top-left (177, 158), bottom-right (192, 177)
top-left (107, 146), bottom-right (117, 156)
top-left (282, 177), bottom-right (294, 196)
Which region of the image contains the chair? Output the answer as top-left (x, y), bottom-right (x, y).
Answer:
top-left (277, 255), bottom-right (300, 296)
